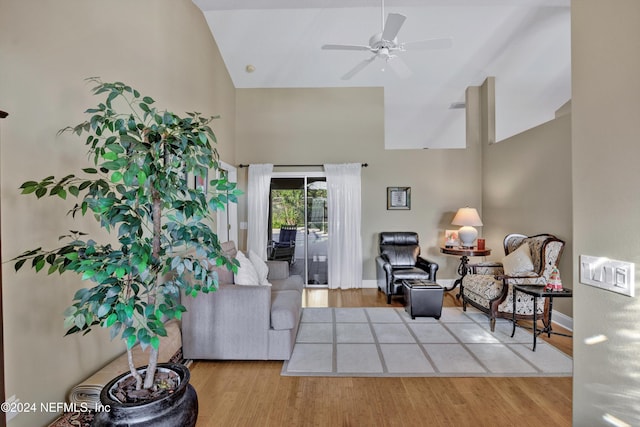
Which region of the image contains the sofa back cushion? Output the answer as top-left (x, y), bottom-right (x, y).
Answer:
top-left (211, 241), bottom-right (237, 284)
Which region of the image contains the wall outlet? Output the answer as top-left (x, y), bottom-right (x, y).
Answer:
top-left (580, 255), bottom-right (635, 297)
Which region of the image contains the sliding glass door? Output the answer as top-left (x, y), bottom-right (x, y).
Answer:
top-left (269, 174), bottom-right (327, 286)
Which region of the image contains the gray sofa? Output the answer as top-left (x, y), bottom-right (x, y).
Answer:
top-left (181, 244), bottom-right (303, 360)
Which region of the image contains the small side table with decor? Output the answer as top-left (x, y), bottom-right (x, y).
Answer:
top-left (511, 284), bottom-right (573, 351)
top-left (440, 246), bottom-right (491, 295)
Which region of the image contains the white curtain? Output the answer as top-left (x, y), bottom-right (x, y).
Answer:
top-left (324, 163), bottom-right (362, 289)
top-left (247, 164), bottom-right (273, 259)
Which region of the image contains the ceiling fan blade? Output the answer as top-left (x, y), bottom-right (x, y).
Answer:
top-left (387, 56), bottom-right (412, 79)
top-left (381, 13), bottom-right (406, 41)
top-left (322, 44), bottom-right (371, 51)
top-left (402, 37), bottom-right (453, 51)
top-left (342, 56), bottom-right (377, 80)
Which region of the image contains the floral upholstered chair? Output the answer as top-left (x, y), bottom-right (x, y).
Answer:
top-left (461, 233), bottom-right (565, 331)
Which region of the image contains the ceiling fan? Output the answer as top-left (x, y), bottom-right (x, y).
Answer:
top-left (321, 1), bottom-right (452, 80)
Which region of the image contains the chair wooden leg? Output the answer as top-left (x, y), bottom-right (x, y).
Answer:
top-left (490, 317), bottom-right (496, 332)
top-left (387, 292), bottom-right (392, 304)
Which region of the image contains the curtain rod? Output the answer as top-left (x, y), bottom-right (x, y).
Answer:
top-left (238, 163), bottom-right (368, 168)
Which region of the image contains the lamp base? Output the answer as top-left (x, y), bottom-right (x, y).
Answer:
top-left (458, 226), bottom-right (478, 248)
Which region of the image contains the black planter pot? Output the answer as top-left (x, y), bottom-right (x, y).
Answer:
top-left (92, 363), bottom-right (198, 427)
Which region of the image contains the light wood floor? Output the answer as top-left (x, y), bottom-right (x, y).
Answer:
top-left (189, 289), bottom-right (572, 426)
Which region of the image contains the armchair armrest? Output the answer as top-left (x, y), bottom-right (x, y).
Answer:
top-left (495, 272), bottom-right (545, 286)
top-left (376, 255), bottom-right (393, 289)
top-left (416, 256), bottom-right (439, 281)
top-left (468, 263), bottom-right (504, 275)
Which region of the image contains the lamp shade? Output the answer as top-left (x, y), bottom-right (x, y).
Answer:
top-left (451, 207), bottom-right (483, 227)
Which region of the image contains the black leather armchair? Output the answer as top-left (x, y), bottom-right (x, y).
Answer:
top-left (375, 232), bottom-right (439, 304)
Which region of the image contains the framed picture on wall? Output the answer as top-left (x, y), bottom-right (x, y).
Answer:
top-left (387, 187), bottom-right (411, 210)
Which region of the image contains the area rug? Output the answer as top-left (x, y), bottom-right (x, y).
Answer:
top-left (281, 306), bottom-right (572, 377)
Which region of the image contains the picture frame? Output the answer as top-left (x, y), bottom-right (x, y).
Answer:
top-left (387, 187), bottom-right (411, 210)
top-left (444, 230), bottom-right (459, 248)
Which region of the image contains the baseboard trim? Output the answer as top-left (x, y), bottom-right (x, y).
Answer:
top-left (551, 310), bottom-right (573, 332)
top-left (362, 279), bottom-right (377, 289)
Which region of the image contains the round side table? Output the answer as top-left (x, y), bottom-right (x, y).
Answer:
top-left (440, 246), bottom-right (491, 295)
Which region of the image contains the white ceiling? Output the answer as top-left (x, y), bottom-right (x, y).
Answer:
top-left (193, 0), bottom-right (571, 149)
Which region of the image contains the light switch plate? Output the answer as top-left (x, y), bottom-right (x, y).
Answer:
top-left (580, 255), bottom-right (635, 297)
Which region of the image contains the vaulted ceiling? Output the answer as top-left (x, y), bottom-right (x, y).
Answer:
top-left (193, 0), bottom-right (571, 149)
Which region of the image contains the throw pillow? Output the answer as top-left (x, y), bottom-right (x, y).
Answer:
top-left (234, 251), bottom-right (260, 286)
top-left (249, 250), bottom-right (270, 286)
top-left (502, 243), bottom-right (534, 276)
top-left (221, 240), bottom-right (238, 259)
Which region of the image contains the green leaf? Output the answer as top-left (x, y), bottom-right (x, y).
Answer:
top-left (83, 168), bottom-right (98, 174)
top-left (105, 313), bottom-right (118, 327)
top-left (150, 336), bottom-right (160, 350)
top-left (137, 171), bottom-right (147, 186)
top-left (82, 270), bottom-right (96, 280)
top-left (35, 187), bottom-right (47, 198)
top-left (111, 172), bottom-right (123, 183)
top-left (126, 334), bottom-right (137, 349)
top-left (103, 152), bottom-right (118, 161)
top-left (142, 96), bottom-right (154, 104)
top-left (63, 306), bottom-right (77, 317)
top-left (74, 314), bottom-right (86, 329)
top-left (106, 285), bottom-right (121, 299)
top-left (97, 303), bottom-right (111, 317)
top-left (14, 259), bottom-right (26, 271)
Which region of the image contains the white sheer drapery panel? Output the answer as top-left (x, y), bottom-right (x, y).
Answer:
top-left (324, 163), bottom-right (363, 289)
top-left (247, 164), bottom-right (273, 259)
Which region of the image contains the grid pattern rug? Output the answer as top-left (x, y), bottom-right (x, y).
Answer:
top-left (281, 307), bottom-right (572, 377)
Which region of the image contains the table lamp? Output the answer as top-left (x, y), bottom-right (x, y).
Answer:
top-left (451, 207), bottom-right (483, 248)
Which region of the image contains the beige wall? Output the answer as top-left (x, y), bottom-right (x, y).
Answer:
top-left (0, 1), bottom-right (235, 425)
top-left (572, 1), bottom-right (640, 424)
top-left (482, 115), bottom-right (573, 317)
top-left (235, 87), bottom-right (482, 281)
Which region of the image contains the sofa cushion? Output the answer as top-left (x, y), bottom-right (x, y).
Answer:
top-left (234, 251), bottom-right (261, 286)
top-left (271, 290), bottom-right (301, 330)
top-left (266, 260), bottom-right (289, 281)
top-left (209, 241), bottom-right (237, 284)
top-left (502, 243), bottom-right (534, 276)
top-left (249, 250), bottom-right (270, 285)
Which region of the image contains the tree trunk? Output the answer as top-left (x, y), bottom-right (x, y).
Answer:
top-left (143, 188), bottom-right (162, 389)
